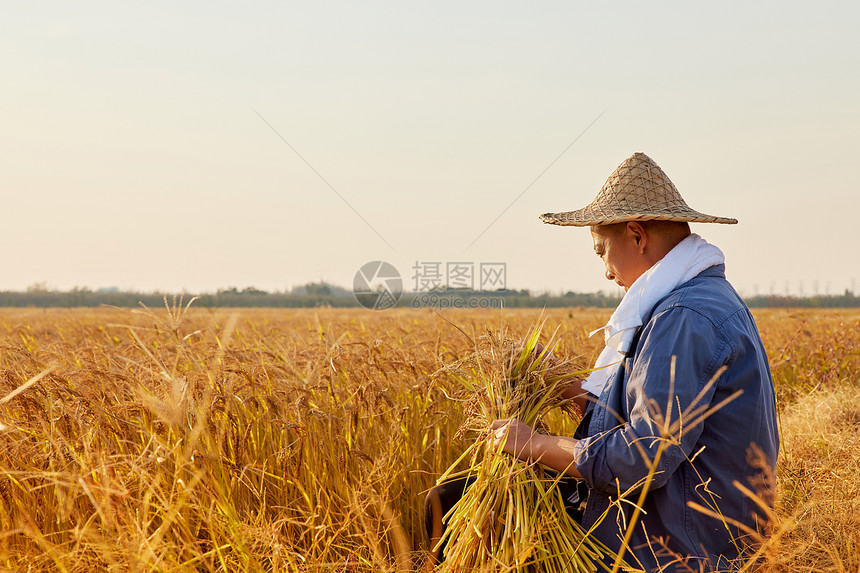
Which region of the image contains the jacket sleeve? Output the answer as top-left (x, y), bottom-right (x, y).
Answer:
top-left (574, 306), bottom-right (733, 495)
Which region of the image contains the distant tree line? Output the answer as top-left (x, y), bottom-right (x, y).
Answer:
top-left (1, 283), bottom-right (858, 309)
top-left (744, 291), bottom-right (860, 308)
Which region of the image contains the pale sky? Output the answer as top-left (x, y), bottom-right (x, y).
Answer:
top-left (2, 1), bottom-right (858, 297)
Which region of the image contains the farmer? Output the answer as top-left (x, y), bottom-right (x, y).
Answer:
top-left (425, 152), bottom-right (779, 572)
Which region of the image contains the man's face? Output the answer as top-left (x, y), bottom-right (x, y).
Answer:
top-left (590, 224), bottom-right (648, 292)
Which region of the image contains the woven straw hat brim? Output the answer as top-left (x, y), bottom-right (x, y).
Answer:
top-left (539, 209), bottom-right (738, 227)
top-left (540, 152), bottom-right (737, 227)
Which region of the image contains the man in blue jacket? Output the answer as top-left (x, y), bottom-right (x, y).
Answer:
top-left (488, 152), bottom-right (779, 572)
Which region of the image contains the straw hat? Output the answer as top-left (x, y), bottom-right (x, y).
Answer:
top-left (539, 152), bottom-right (737, 227)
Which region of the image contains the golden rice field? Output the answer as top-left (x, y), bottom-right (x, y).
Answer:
top-left (0, 305), bottom-right (858, 572)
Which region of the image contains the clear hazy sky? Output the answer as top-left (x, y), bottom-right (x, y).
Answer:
top-left (3, 1), bottom-right (858, 296)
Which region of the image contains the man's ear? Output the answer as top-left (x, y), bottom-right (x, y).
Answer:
top-left (626, 222), bottom-right (647, 253)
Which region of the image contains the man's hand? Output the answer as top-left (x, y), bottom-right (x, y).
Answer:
top-left (489, 418), bottom-right (540, 462)
top-left (488, 418), bottom-right (584, 479)
top-left (532, 342), bottom-right (588, 416)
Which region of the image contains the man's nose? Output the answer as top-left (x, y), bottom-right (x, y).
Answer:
top-left (605, 269), bottom-right (615, 282)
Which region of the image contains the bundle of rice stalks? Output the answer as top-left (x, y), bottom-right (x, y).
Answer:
top-left (434, 321), bottom-right (625, 572)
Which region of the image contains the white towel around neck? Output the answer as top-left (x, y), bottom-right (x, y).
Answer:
top-left (582, 233), bottom-right (726, 396)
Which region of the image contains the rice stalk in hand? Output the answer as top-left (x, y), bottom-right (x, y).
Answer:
top-left (434, 321), bottom-right (626, 572)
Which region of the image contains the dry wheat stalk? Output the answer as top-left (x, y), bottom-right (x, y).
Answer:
top-left (435, 320), bottom-right (626, 572)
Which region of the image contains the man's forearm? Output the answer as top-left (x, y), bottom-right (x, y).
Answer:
top-left (490, 418), bottom-right (584, 479)
top-left (532, 434), bottom-right (583, 479)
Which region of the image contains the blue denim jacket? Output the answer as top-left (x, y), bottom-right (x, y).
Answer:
top-left (574, 265), bottom-right (779, 572)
